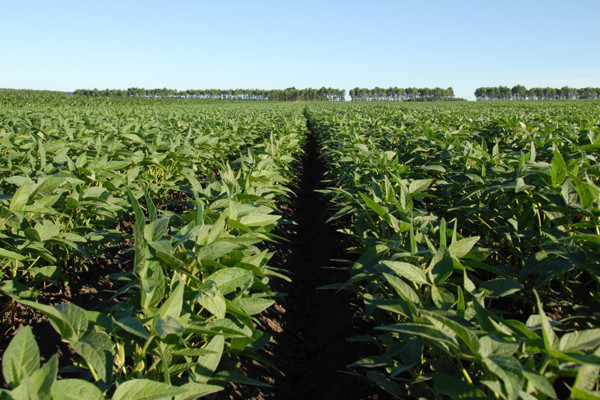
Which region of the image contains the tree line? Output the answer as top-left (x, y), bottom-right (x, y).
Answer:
top-left (349, 87), bottom-right (457, 102)
top-left (474, 85), bottom-right (600, 101)
top-left (73, 87), bottom-right (346, 102)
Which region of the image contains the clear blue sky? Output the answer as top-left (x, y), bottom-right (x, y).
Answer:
top-left (2, 0), bottom-right (599, 100)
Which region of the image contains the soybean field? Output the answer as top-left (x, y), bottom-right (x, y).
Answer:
top-left (1, 92), bottom-right (600, 399)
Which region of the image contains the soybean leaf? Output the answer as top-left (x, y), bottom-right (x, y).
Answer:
top-left (429, 246), bottom-right (453, 285)
top-left (2, 326), bottom-right (40, 389)
top-left (573, 347), bottom-right (600, 396)
top-left (173, 382), bottom-right (223, 400)
top-left (144, 217), bottom-right (170, 242)
top-left (358, 192), bottom-right (387, 217)
top-left (9, 354), bottom-right (57, 400)
top-left (572, 175), bottom-right (594, 209)
top-left (479, 279), bottom-right (523, 298)
top-left (195, 335), bottom-right (224, 382)
top-left (534, 290), bottom-right (558, 351)
top-left (409, 178), bottom-right (433, 195)
top-left (551, 149), bottom-right (567, 187)
top-left (483, 356), bottom-right (524, 400)
top-left (51, 379), bottom-right (104, 400)
top-left (238, 213), bottom-right (280, 227)
top-left (381, 260), bottom-right (428, 285)
top-left (196, 282), bottom-right (227, 319)
top-left (197, 241), bottom-right (241, 261)
top-left (55, 303), bottom-right (89, 340)
top-left (70, 333), bottom-right (114, 385)
top-left (34, 220), bottom-right (60, 242)
top-left (16, 300), bottom-right (87, 342)
top-left (152, 315), bottom-right (185, 338)
top-left (522, 368), bottom-right (557, 398)
top-left (206, 267), bottom-right (253, 295)
top-left (376, 323), bottom-right (459, 350)
top-left (560, 328), bottom-right (600, 352)
top-left (448, 236), bottom-right (480, 259)
top-left (114, 316), bottom-right (150, 340)
top-left (233, 297), bottom-right (274, 316)
top-left (0, 248), bottom-right (28, 262)
top-left (112, 379), bottom-right (186, 400)
top-left (158, 280), bottom-right (184, 320)
top-left (9, 180), bottom-right (35, 213)
top-left (365, 371), bottom-right (402, 395)
top-left (383, 273), bottom-right (421, 304)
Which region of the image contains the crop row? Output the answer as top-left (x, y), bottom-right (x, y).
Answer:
top-left (0, 101), bottom-right (306, 399)
top-left (307, 101), bottom-right (600, 399)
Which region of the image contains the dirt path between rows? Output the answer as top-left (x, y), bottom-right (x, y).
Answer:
top-left (221, 124), bottom-right (391, 399)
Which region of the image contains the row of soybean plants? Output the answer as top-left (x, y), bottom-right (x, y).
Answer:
top-left (0, 99), bottom-right (306, 399)
top-left (307, 101), bottom-right (600, 399)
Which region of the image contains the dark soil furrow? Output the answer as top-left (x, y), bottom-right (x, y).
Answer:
top-left (223, 121), bottom-right (389, 399)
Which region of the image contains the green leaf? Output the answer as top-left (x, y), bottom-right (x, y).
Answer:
top-left (51, 379), bottom-right (104, 400)
top-left (381, 260), bottom-right (428, 285)
top-left (144, 218), bottom-right (170, 242)
top-left (114, 316), bottom-right (150, 340)
top-left (0, 248), bottom-right (28, 261)
top-left (560, 328), bottom-right (600, 352)
top-left (196, 241), bottom-right (241, 261)
top-left (479, 335), bottom-right (518, 358)
top-left (571, 387), bottom-right (600, 400)
top-left (515, 177), bottom-right (534, 193)
top-left (430, 286), bottom-right (454, 309)
top-left (34, 220), bottom-right (60, 242)
top-left (70, 333), bottom-right (114, 384)
top-left (551, 149), bottom-right (567, 187)
top-left (206, 267), bottom-right (253, 295)
top-left (358, 192), bottom-right (387, 217)
top-left (173, 382), bottom-right (223, 400)
top-left (158, 280), bottom-right (184, 320)
top-left (2, 326), bottom-right (40, 388)
top-left (534, 290), bottom-right (558, 351)
top-left (233, 297), bottom-right (274, 316)
top-left (112, 379), bottom-right (186, 400)
top-left (195, 335), bottom-right (224, 382)
top-left (409, 178), bottom-right (433, 194)
top-left (479, 279), bottom-right (523, 298)
top-left (429, 246), bottom-right (453, 285)
top-left (448, 236), bottom-right (480, 259)
top-left (142, 184), bottom-right (157, 222)
top-left (522, 368), bottom-right (557, 398)
top-left (9, 180), bottom-right (35, 213)
top-left (376, 323), bottom-right (459, 350)
top-left (9, 354), bottom-right (57, 400)
top-left (483, 356), bottom-right (524, 400)
top-left (383, 273), bottom-right (421, 304)
top-left (238, 213), bottom-right (280, 227)
top-left (16, 300), bottom-right (87, 342)
top-left (196, 281), bottom-right (227, 319)
top-left (572, 175), bottom-right (594, 209)
top-left (152, 315), bottom-right (185, 338)
top-left (55, 303), bottom-right (89, 340)
top-left (573, 346), bottom-right (600, 395)
top-left (139, 256), bottom-right (166, 311)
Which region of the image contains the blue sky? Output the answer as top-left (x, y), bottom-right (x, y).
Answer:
top-left (2, 0), bottom-right (599, 100)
